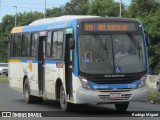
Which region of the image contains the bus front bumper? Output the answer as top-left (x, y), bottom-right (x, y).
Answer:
top-left (75, 85), bottom-right (149, 104)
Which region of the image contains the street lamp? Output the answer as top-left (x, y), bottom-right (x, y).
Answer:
top-left (12, 6), bottom-right (17, 27)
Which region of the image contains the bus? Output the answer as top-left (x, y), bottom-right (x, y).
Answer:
top-left (9, 15), bottom-right (149, 111)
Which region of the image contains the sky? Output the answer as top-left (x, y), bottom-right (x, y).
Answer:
top-left (0, 0), bottom-right (131, 21)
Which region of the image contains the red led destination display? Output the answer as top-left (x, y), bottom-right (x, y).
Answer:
top-left (83, 23), bottom-right (138, 32)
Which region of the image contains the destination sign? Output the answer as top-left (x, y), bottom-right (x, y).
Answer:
top-left (83, 22), bottom-right (138, 32)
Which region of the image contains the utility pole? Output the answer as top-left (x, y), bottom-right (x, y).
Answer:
top-left (12, 6), bottom-right (17, 27)
top-left (119, 0), bottom-right (122, 18)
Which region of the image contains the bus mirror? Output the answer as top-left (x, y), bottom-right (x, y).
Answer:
top-left (69, 38), bottom-right (74, 49)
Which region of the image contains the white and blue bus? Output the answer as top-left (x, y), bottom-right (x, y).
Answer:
top-left (9, 15), bottom-right (149, 111)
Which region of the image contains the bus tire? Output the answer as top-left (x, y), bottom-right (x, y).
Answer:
top-left (23, 79), bottom-right (34, 103)
top-left (60, 84), bottom-right (72, 111)
top-left (115, 102), bottom-right (129, 111)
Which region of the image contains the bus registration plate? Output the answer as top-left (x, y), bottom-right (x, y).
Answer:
top-left (110, 93), bottom-right (121, 98)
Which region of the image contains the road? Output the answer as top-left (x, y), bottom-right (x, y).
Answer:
top-left (0, 82), bottom-right (160, 120)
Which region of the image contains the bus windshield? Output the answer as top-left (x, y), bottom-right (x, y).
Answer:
top-left (78, 34), bottom-right (146, 74)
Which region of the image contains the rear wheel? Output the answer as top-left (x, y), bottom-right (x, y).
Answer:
top-left (115, 102), bottom-right (129, 112)
top-left (60, 85), bottom-right (72, 111)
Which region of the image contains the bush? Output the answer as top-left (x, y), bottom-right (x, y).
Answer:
top-left (148, 92), bottom-right (160, 104)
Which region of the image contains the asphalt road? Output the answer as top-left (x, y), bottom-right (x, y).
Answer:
top-left (0, 82), bottom-right (160, 120)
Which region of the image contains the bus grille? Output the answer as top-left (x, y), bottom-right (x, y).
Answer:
top-left (99, 94), bottom-right (132, 101)
top-left (92, 79), bottom-right (137, 84)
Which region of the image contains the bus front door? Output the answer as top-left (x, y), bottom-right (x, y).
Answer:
top-left (65, 34), bottom-right (74, 99)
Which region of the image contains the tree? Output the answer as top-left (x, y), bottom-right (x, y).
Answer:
top-left (17, 11), bottom-right (44, 26)
top-left (128, 0), bottom-right (159, 18)
top-left (46, 7), bottom-right (65, 17)
top-left (0, 38), bottom-right (9, 62)
top-left (89, 0), bottom-right (124, 17)
top-left (0, 15), bottom-right (14, 36)
top-left (46, 6), bottom-right (64, 17)
top-left (64, 0), bottom-right (90, 15)
top-left (128, 0), bottom-right (160, 74)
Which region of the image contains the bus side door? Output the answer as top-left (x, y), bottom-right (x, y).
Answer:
top-left (38, 31), bottom-right (46, 96)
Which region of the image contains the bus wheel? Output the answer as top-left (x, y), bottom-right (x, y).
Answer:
top-left (60, 85), bottom-right (72, 111)
top-left (115, 102), bottom-right (129, 111)
top-left (24, 80), bottom-right (34, 103)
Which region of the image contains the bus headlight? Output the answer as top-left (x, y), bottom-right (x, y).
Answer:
top-left (79, 76), bottom-right (92, 90)
top-left (138, 74), bottom-right (147, 88)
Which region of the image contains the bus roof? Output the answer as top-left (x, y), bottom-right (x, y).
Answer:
top-left (29, 15), bottom-right (100, 26)
top-left (11, 15), bottom-right (100, 34)
top-left (11, 15), bottom-right (140, 34)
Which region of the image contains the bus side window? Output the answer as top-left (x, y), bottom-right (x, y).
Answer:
top-left (52, 32), bottom-right (57, 59)
top-left (57, 31), bottom-right (63, 59)
top-left (51, 31), bottom-right (63, 59)
top-left (46, 31), bottom-right (52, 58)
top-left (10, 35), bottom-right (14, 58)
top-left (13, 34), bottom-right (21, 57)
top-left (22, 34), bottom-right (30, 58)
top-left (31, 33), bottom-right (38, 58)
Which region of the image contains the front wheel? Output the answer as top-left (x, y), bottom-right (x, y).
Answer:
top-left (24, 79), bottom-right (43, 104)
top-left (60, 85), bottom-right (72, 111)
top-left (24, 80), bottom-right (34, 103)
top-left (115, 102), bottom-right (129, 111)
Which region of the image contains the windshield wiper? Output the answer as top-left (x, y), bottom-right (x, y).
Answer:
top-left (92, 32), bottom-right (106, 49)
top-left (127, 33), bottom-right (141, 59)
top-left (92, 32), bottom-right (108, 59)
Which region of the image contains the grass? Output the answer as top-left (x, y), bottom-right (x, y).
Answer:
top-left (148, 92), bottom-right (160, 104)
top-left (0, 76), bottom-right (8, 82)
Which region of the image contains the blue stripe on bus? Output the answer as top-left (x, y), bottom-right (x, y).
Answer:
top-left (20, 60), bottom-right (29, 63)
top-left (20, 60), bottom-right (64, 64)
top-left (89, 80), bottom-right (140, 90)
top-left (44, 60), bottom-right (64, 64)
top-left (21, 60), bottom-right (39, 63)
